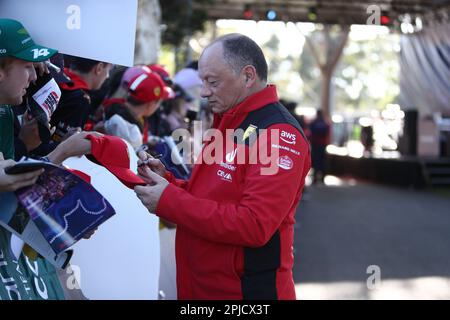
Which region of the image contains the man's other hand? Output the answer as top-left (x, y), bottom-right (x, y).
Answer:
top-left (134, 166), bottom-right (169, 213)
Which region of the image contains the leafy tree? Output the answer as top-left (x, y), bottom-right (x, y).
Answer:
top-left (160, 0), bottom-right (212, 46)
top-left (333, 32), bottom-right (400, 113)
top-left (297, 27), bottom-right (399, 114)
top-left (298, 41), bottom-right (321, 107)
top-left (160, 0), bottom-right (213, 69)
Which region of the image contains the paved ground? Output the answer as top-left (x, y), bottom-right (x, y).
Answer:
top-left (293, 177), bottom-right (450, 299)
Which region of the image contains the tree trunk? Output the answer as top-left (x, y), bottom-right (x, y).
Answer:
top-left (134, 0), bottom-right (161, 65)
top-left (301, 25), bottom-right (349, 119)
top-left (321, 69), bottom-right (333, 118)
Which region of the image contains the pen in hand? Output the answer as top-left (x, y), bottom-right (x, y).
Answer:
top-left (138, 153), bottom-right (163, 167)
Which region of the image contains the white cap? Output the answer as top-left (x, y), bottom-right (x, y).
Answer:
top-left (173, 68), bottom-right (202, 90)
top-left (104, 115), bottom-right (143, 151)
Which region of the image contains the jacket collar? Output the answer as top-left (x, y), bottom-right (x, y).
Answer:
top-left (212, 85), bottom-right (279, 129)
top-left (59, 68), bottom-right (90, 91)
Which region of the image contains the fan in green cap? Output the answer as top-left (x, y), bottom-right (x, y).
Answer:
top-left (0, 19), bottom-right (57, 62)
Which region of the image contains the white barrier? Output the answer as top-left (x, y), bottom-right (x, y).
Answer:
top-left (63, 146), bottom-right (160, 300)
top-left (0, 0), bottom-right (138, 66)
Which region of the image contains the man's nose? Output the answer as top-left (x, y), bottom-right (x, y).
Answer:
top-left (200, 85), bottom-right (212, 98)
top-left (29, 66), bottom-right (37, 83)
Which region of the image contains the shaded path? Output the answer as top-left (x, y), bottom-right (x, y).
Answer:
top-left (293, 180), bottom-right (450, 299)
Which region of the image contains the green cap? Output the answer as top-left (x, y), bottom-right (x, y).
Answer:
top-left (0, 19), bottom-right (57, 62)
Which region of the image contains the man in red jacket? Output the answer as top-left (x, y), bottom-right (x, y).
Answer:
top-left (134, 33), bottom-right (311, 300)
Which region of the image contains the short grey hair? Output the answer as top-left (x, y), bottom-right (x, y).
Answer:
top-left (214, 33), bottom-right (268, 82)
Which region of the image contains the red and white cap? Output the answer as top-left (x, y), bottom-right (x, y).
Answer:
top-left (127, 71), bottom-right (174, 103)
top-left (120, 65), bottom-right (151, 88)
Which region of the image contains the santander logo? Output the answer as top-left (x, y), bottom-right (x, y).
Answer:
top-left (280, 131), bottom-right (296, 145)
top-left (225, 149), bottom-right (238, 163)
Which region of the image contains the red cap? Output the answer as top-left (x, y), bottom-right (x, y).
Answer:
top-left (85, 134), bottom-right (146, 189)
top-left (121, 65), bottom-right (151, 88)
top-left (149, 64), bottom-right (172, 85)
top-left (127, 71), bottom-right (174, 103)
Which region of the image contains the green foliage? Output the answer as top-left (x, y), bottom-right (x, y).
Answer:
top-left (160, 0), bottom-right (212, 47)
top-left (299, 42), bottom-right (321, 106)
top-left (333, 32), bottom-right (400, 113)
top-left (261, 34), bottom-right (303, 103)
top-left (297, 28), bottom-right (400, 113)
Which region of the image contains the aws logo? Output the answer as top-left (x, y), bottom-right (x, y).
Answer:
top-left (280, 130), bottom-right (296, 145)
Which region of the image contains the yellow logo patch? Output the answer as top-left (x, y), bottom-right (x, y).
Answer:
top-left (17, 28), bottom-right (29, 35)
top-left (242, 124), bottom-right (257, 141)
top-left (154, 87), bottom-right (161, 97)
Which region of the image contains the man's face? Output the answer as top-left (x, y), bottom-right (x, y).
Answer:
top-left (144, 100), bottom-right (161, 117)
top-left (0, 58), bottom-right (36, 105)
top-left (198, 43), bottom-right (247, 114)
top-left (92, 63), bottom-right (112, 91)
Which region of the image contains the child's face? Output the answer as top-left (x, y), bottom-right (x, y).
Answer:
top-left (144, 100), bottom-right (162, 117)
top-left (0, 58), bottom-right (37, 105)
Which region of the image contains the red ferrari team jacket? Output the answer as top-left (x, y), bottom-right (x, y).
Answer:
top-left (156, 85), bottom-right (311, 300)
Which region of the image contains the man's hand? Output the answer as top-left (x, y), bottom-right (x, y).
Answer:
top-left (134, 167), bottom-right (169, 213)
top-left (47, 131), bottom-right (103, 165)
top-left (137, 151), bottom-right (167, 178)
top-left (60, 126), bottom-right (82, 142)
top-left (0, 154), bottom-right (44, 192)
top-left (93, 121), bottom-right (106, 133)
top-left (33, 61), bottom-right (50, 77)
top-left (18, 115), bottom-right (41, 152)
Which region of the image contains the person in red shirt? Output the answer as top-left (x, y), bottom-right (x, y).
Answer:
top-left (134, 34), bottom-right (311, 300)
top-left (50, 56), bottom-right (112, 141)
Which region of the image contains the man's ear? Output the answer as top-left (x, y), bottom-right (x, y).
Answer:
top-left (0, 69), bottom-right (5, 82)
top-left (242, 65), bottom-right (257, 88)
top-left (94, 63), bottom-right (104, 75)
